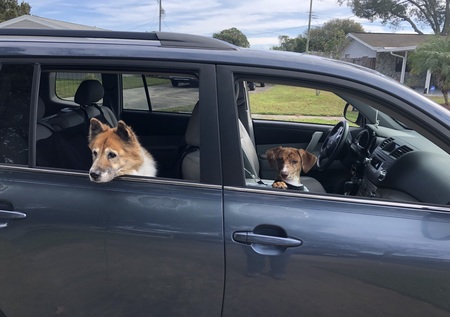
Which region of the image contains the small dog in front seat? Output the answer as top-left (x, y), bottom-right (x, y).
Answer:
top-left (266, 146), bottom-right (317, 190)
top-left (88, 118), bottom-right (157, 183)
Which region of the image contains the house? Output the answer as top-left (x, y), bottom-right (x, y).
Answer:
top-left (341, 33), bottom-right (433, 91)
top-left (0, 14), bottom-right (104, 31)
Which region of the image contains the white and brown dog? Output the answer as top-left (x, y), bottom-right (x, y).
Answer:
top-left (266, 146), bottom-right (317, 190)
top-left (88, 118), bottom-right (157, 183)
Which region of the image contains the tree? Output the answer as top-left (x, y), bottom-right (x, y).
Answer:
top-left (272, 35), bottom-right (307, 52)
top-left (212, 27), bottom-right (250, 48)
top-left (409, 36), bottom-right (450, 105)
top-left (271, 19), bottom-right (364, 58)
top-left (308, 19), bottom-right (365, 58)
top-left (0, 0), bottom-right (31, 23)
top-left (338, 0), bottom-right (450, 35)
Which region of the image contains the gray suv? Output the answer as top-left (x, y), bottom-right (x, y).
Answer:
top-left (0, 29), bottom-right (450, 317)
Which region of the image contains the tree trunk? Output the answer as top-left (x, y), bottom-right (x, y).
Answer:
top-left (442, 90), bottom-right (449, 106)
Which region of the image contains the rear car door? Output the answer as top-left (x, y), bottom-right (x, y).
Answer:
top-left (0, 63), bottom-right (110, 316)
top-left (218, 65), bottom-right (450, 317)
top-left (0, 62), bottom-right (224, 316)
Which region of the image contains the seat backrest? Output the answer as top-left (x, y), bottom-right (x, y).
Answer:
top-left (180, 101), bottom-right (259, 182)
top-left (180, 102), bottom-right (200, 181)
top-left (239, 120), bottom-right (260, 179)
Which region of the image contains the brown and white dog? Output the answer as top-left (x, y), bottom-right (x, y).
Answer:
top-left (266, 146), bottom-right (317, 190)
top-left (88, 118), bottom-right (157, 183)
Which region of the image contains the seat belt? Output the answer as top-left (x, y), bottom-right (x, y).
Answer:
top-left (305, 131), bottom-right (323, 153)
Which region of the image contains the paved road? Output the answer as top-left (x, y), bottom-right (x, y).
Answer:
top-left (123, 84), bottom-right (198, 111)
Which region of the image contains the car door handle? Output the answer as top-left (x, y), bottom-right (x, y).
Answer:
top-left (233, 231), bottom-right (302, 247)
top-left (0, 210), bottom-right (27, 229)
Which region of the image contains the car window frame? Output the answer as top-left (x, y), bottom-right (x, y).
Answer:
top-left (8, 58), bottom-right (222, 186)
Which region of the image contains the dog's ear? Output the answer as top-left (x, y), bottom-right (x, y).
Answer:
top-left (115, 120), bottom-right (136, 143)
top-left (89, 118), bottom-right (108, 142)
top-left (266, 146), bottom-right (282, 168)
top-left (299, 149), bottom-right (317, 173)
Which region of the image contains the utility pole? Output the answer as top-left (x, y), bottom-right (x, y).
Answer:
top-left (305, 0), bottom-right (313, 53)
top-left (158, 0), bottom-right (162, 32)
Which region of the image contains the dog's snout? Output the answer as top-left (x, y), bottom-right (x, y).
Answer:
top-left (89, 171), bottom-right (101, 181)
top-left (280, 171), bottom-right (289, 178)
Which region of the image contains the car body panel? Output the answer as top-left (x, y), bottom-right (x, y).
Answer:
top-left (222, 188), bottom-right (450, 317)
top-left (0, 168), bottom-right (224, 316)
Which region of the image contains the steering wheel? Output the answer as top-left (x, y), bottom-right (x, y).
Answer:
top-left (317, 120), bottom-right (350, 170)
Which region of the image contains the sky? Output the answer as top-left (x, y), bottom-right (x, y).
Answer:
top-left (27, 0), bottom-right (424, 50)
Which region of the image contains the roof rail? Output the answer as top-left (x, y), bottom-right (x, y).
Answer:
top-left (0, 28), bottom-right (238, 51)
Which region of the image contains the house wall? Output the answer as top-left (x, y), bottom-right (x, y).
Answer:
top-left (341, 40), bottom-right (376, 58)
top-left (375, 52), bottom-right (398, 79)
top-left (375, 52), bottom-right (424, 87)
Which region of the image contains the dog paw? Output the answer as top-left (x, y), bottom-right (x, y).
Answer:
top-left (272, 181), bottom-right (287, 189)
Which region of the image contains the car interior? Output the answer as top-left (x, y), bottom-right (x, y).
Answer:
top-left (1, 64), bottom-right (448, 206)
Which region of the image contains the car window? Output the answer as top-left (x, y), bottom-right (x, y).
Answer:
top-left (0, 64), bottom-right (33, 165)
top-left (34, 67), bottom-right (207, 184)
top-left (123, 74), bottom-right (199, 113)
top-left (248, 83), bottom-right (345, 125)
top-left (234, 76), bottom-right (450, 207)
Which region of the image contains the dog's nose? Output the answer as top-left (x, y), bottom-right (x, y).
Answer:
top-left (89, 171), bottom-right (100, 181)
top-left (280, 171), bottom-right (289, 178)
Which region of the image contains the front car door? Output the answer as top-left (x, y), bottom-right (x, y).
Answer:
top-left (218, 65), bottom-right (450, 316)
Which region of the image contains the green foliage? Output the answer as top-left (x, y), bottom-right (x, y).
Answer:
top-left (271, 19), bottom-right (364, 58)
top-left (0, 0), bottom-right (31, 22)
top-left (212, 27), bottom-right (250, 48)
top-left (309, 19), bottom-right (364, 58)
top-left (338, 0), bottom-right (450, 35)
top-left (409, 36), bottom-right (450, 105)
top-left (272, 35), bottom-right (307, 52)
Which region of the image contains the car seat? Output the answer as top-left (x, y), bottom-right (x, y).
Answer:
top-left (180, 102), bottom-right (325, 193)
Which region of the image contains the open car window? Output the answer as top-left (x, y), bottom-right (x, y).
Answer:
top-left (234, 77), bottom-right (450, 207)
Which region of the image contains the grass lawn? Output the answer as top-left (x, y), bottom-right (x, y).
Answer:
top-left (249, 85), bottom-right (346, 117)
top-left (249, 85), bottom-right (450, 124)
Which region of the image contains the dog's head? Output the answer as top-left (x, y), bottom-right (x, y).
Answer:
top-left (266, 146), bottom-right (317, 184)
top-left (88, 118), bottom-right (142, 183)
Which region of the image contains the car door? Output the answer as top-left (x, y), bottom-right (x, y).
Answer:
top-left (0, 63), bottom-right (110, 316)
top-left (0, 62), bottom-right (224, 317)
top-left (217, 66), bottom-right (450, 317)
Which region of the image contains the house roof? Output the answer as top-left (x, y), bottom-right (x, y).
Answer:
top-left (347, 32), bottom-right (434, 52)
top-left (0, 15), bottom-right (105, 30)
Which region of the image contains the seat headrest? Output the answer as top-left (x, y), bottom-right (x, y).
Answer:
top-left (185, 101), bottom-right (200, 146)
top-left (74, 80), bottom-right (104, 106)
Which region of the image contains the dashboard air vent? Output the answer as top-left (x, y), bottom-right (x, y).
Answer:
top-left (380, 137), bottom-right (394, 149)
top-left (390, 145), bottom-right (413, 159)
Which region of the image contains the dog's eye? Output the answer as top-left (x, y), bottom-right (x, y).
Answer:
top-left (291, 160), bottom-right (298, 164)
top-left (107, 152), bottom-right (117, 159)
top-left (92, 150), bottom-right (97, 158)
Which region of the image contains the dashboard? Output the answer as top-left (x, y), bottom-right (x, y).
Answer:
top-left (350, 125), bottom-right (450, 205)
